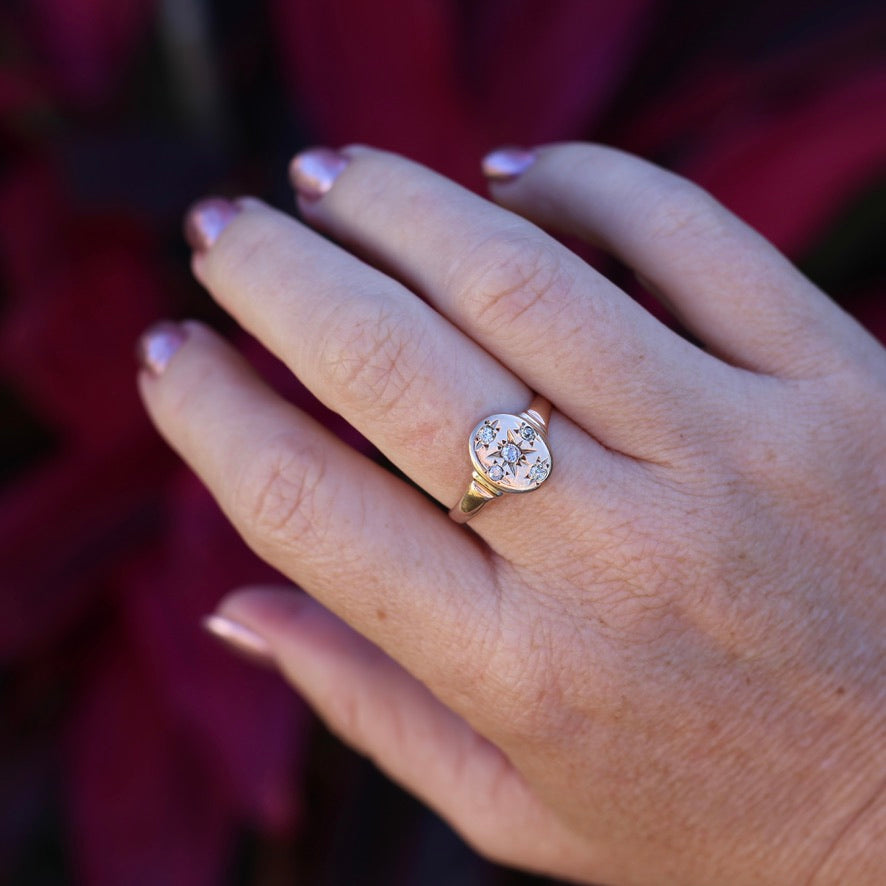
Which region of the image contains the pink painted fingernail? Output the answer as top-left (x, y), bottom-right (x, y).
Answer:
top-left (202, 614), bottom-right (276, 668)
top-left (481, 146), bottom-right (537, 182)
top-left (136, 321), bottom-right (188, 378)
top-left (288, 147), bottom-right (349, 200)
top-left (184, 197), bottom-right (240, 253)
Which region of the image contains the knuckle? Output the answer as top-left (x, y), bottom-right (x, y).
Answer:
top-left (344, 156), bottom-right (403, 213)
top-left (213, 216), bottom-right (277, 285)
top-left (324, 686), bottom-right (370, 748)
top-left (747, 397), bottom-right (877, 509)
top-left (452, 230), bottom-right (574, 336)
top-left (160, 353), bottom-right (216, 425)
top-left (235, 434), bottom-right (328, 548)
top-left (641, 176), bottom-right (726, 247)
top-left (470, 608), bottom-right (566, 740)
top-left (717, 393), bottom-right (825, 492)
top-left (324, 676), bottom-right (410, 764)
top-left (317, 303), bottom-right (425, 418)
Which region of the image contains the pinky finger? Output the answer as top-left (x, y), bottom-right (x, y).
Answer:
top-left (486, 142), bottom-right (877, 377)
top-left (206, 586), bottom-right (598, 881)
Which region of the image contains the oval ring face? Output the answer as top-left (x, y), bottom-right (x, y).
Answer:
top-left (469, 413), bottom-right (552, 493)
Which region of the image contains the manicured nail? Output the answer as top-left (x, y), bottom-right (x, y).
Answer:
top-left (136, 321), bottom-right (188, 377)
top-left (202, 614), bottom-right (276, 668)
top-left (183, 197), bottom-right (240, 253)
top-left (288, 147), bottom-right (349, 200)
top-left (481, 146), bottom-right (536, 182)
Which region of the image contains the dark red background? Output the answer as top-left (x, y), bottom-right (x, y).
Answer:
top-left (2, 1), bottom-right (885, 884)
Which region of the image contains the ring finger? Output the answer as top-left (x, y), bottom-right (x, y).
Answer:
top-left (185, 197), bottom-right (635, 546)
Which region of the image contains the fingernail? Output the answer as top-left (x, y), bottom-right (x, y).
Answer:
top-left (202, 614), bottom-right (276, 668)
top-left (288, 147), bottom-right (349, 200)
top-left (481, 146), bottom-right (537, 182)
top-left (136, 321), bottom-right (188, 378)
top-left (184, 197), bottom-right (240, 253)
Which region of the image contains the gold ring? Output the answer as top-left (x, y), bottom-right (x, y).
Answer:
top-left (449, 396), bottom-right (553, 524)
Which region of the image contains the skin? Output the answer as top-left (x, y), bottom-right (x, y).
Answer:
top-left (138, 144), bottom-right (886, 885)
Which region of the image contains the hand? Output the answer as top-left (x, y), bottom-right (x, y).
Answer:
top-left (138, 144), bottom-right (886, 885)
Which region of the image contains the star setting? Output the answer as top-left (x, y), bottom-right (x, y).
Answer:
top-left (471, 414), bottom-right (552, 492)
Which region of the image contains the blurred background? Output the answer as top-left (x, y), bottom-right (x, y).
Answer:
top-left (2, 1), bottom-right (885, 884)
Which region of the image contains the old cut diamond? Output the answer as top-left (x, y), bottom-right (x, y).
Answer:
top-left (520, 425), bottom-right (536, 442)
top-left (488, 464), bottom-right (505, 482)
top-left (501, 443), bottom-right (520, 463)
top-left (479, 425), bottom-right (496, 445)
top-left (529, 461), bottom-right (550, 483)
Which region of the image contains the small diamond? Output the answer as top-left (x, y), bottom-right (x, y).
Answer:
top-left (478, 425), bottom-right (496, 445)
top-left (487, 464), bottom-right (504, 482)
top-left (501, 443), bottom-right (520, 463)
top-left (529, 461), bottom-right (550, 483)
top-left (520, 425), bottom-right (536, 442)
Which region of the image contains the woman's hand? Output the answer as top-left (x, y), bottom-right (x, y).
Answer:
top-left (137, 144), bottom-right (886, 885)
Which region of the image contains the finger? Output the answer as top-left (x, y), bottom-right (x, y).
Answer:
top-left (186, 197), bottom-right (635, 549)
top-left (485, 142), bottom-right (866, 376)
top-left (290, 146), bottom-right (732, 460)
top-left (137, 320), bottom-right (495, 701)
top-left (208, 586), bottom-right (599, 880)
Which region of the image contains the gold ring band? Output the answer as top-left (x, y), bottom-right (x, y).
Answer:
top-left (449, 396), bottom-right (553, 524)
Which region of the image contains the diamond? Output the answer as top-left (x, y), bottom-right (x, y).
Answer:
top-left (520, 425), bottom-right (536, 442)
top-left (529, 461), bottom-right (550, 483)
top-left (487, 464), bottom-right (504, 482)
top-left (501, 442), bottom-right (520, 463)
top-left (478, 425), bottom-right (496, 445)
